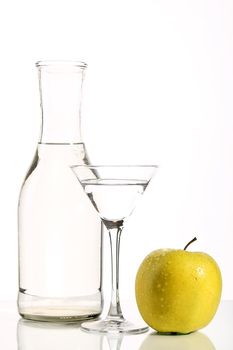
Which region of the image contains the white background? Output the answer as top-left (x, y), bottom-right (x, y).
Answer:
top-left (0, 0), bottom-right (233, 305)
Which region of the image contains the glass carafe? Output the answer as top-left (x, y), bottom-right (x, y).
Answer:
top-left (18, 61), bottom-right (103, 321)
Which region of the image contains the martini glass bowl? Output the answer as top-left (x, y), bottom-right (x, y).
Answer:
top-left (71, 165), bottom-right (158, 334)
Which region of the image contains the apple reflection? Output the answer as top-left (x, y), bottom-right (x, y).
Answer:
top-left (139, 331), bottom-right (215, 350)
top-left (17, 319), bottom-right (103, 350)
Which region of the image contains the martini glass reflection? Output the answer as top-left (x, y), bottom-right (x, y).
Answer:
top-left (71, 165), bottom-right (158, 334)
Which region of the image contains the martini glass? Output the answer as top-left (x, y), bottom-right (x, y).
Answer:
top-left (71, 165), bottom-right (158, 334)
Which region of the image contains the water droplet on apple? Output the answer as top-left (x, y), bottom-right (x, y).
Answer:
top-left (197, 267), bottom-right (204, 276)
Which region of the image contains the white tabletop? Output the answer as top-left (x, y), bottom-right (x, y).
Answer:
top-left (1, 300), bottom-right (232, 350)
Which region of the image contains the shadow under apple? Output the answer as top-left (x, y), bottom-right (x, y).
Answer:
top-left (139, 331), bottom-right (215, 350)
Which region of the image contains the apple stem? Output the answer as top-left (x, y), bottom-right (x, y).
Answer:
top-left (184, 237), bottom-right (197, 250)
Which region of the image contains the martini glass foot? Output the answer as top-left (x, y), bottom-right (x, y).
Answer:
top-left (81, 317), bottom-right (148, 334)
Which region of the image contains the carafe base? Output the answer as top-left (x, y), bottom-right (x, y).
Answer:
top-left (18, 291), bottom-right (102, 322)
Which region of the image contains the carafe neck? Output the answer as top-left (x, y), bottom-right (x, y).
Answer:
top-left (36, 61), bottom-right (87, 144)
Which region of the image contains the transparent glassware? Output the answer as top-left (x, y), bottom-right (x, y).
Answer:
top-left (71, 165), bottom-right (158, 334)
top-left (18, 61), bottom-right (103, 321)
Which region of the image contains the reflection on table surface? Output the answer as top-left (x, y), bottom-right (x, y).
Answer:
top-left (17, 318), bottom-right (216, 350)
top-left (17, 319), bottom-right (102, 350)
top-left (139, 331), bottom-right (215, 350)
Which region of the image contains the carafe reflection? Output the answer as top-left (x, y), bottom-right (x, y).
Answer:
top-left (17, 319), bottom-right (103, 350)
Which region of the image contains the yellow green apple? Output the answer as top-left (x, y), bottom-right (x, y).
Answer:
top-left (135, 238), bottom-right (222, 334)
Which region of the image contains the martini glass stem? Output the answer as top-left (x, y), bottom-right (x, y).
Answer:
top-left (105, 221), bottom-right (124, 320)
